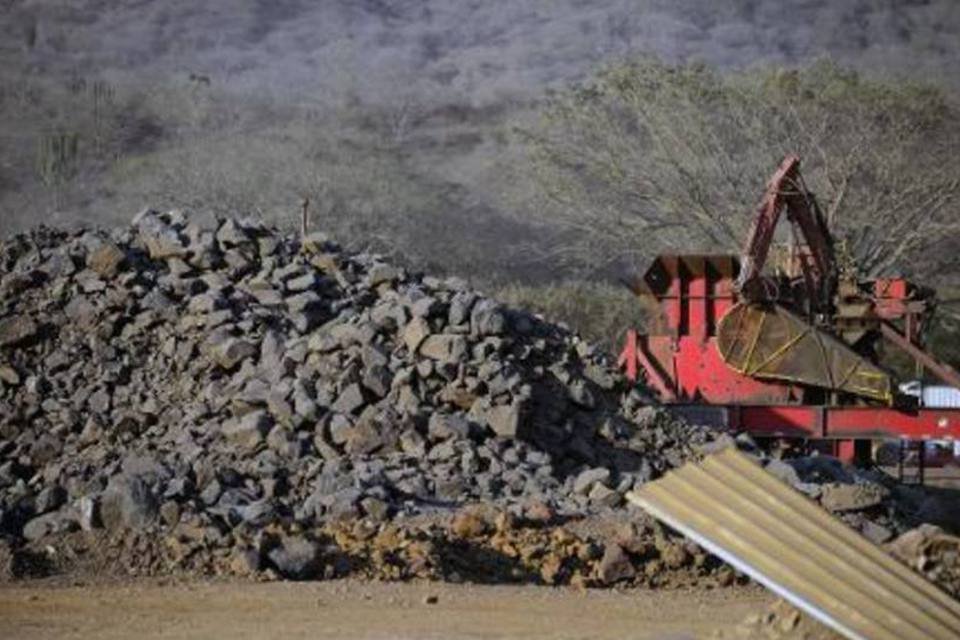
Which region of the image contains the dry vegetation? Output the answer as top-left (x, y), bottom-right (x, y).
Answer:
top-left (519, 59), bottom-right (960, 280)
top-left (1, 0), bottom-right (960, 343)
top-left (492, 280), bottom-right (648, 352)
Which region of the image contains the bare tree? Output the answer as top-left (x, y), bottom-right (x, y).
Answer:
top-left (518, 59), bottom-right (960, 280)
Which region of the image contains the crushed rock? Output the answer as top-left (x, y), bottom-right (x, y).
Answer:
top-left (0, 210), bottom-right (718, 584)
top-left (0, 209), bottom-right (952, 595)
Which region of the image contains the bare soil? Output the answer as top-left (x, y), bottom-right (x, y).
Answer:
top-left (0, 579), bottom-right (774, 640)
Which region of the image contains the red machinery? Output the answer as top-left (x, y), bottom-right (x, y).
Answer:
top-left (619, 156), bottom-right (960, 465)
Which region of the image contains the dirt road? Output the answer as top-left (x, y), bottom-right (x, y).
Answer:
top-left (0, 579), bottom-right (773, 640)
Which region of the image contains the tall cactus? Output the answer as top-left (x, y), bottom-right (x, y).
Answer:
top-left (90, 80), bottom-right (114, 154)
top-left (36, 131), bottom-right (80, 209)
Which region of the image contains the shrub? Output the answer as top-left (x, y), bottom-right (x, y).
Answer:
top-left (493, 280), bottom-right (647, 353)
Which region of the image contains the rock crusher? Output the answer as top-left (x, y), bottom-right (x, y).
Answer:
top-left (619, 156), bottom-right (960, 470)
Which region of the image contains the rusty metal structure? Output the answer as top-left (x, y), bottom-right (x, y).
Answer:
top-left (619, 156), bottom-right (960, 464)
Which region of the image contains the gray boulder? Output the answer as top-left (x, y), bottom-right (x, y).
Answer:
top-left (99, 475), bottom-right (159, 532)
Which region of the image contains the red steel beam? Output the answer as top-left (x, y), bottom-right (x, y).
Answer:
top-left (725, 405), bottom-right (960, 440)
top-left (880, 321), bottom-right (960, 389)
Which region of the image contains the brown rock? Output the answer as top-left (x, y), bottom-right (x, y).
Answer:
top-left (494, 510), bottom-right (515, 533)
top-left (343, 421), bottom-right (383, 455)
top-left (439, 384), bottom-right (477, 410)
top-left (309, 252), bottom-right (340, 273)
top-left (657, 541), bottom-right (691, 569)
top-left (367, 263), bottom-right (401, 286)
top-left (160, 500), bottom-right (181, 527)
top-left (88, 244), bottom-right (126, 278)
top-left (402, 316), bottom-right (431, 353)
top-left (596, 543), bottom-right (635, 584)
top-left (540, 554), bottom-right (564, 585)
top-left (332, 383), bottom-right (367, 415)
top-left (222, 411), bottom-right (272, 451)
top-left (0, 364), bottom-right (20, 386)
top-left (715, 565), bottom-right (736, 587)
top-left (229, 547), bottom-right (262, 577)
top-left (450, 511), bottom-right (489, 538)
top-left (524, 501), bottom-right (556, 525)
top-left (142, 227), bottom-right (188, 260)
top-left (0, 315), bottom-right (37, 347)
top-left (819, 482), bottom-right (888, 512)
top-left (614, 522), bottom-right (650, 555)
top-left (588, 482), bottom-right (621, 507)
top-left (419, 334), bottom-right (468, 363)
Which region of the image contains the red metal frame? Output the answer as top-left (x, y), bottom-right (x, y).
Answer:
top-left (735, 155), bottom-right (835, 310)
top-left (661, 403), bottom-right (960, 464)
top-left (620, 253), bottom-right (960, 464)
top-left (730, 405), bottom-right (960, 440)
top-left (619, 156), bottom-right (960, 466)
top-left (660, 404), bottom-right (960, 441)
top-left (621, 255), bottom-right (801, 404)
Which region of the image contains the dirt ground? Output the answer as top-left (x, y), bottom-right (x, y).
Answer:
top-left (0, 579), bottom-right (775, 640)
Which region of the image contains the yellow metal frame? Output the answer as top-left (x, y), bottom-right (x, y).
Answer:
top-left (716, 303), bottom-right (893, 404)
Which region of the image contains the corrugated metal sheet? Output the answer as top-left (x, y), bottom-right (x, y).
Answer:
top-left (626, 448), bottom-right (960, 640)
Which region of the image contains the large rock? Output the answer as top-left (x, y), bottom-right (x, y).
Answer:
top-left (402, 316), bottom-right (431, 353)
top-left (64, 296), bottom-right (98, 328)
top-left (366, 263), bottom-right (401, 287)
top-left (99, 475), bottom-right (158, 532)
top-left (574, 467), bottom-right (610, 495)
top-left (210, 337), bottom-right (259, 369)
top-left (596, 543), bottom-right (635, 584)
top-left (222, 411), bottom-right (273, 451)
top-left (764, 458), bottom-right (802, 486)
top-left (216, 219), bottom-right (251, 247)
top-left (477, 401), bottom-right (525, 439)
top-left (332, 383), bottom-right (367, 415)
top-left (0, 364), bottom-right (20, 385)
top-left (428, 413), bottom-right (472, 441)
top-left (34, 485), bottom-right (67, 514)
top-left (361, 365), bottom-right (392, 398)
top-left (87, 243), bottom-right (126, 278)
top-left (22, 511), bottom-right (77, 541)
top-left (819, 482), bottom-right (888, 512)
top-left (342, 422), bottom-right (384, 456)
top-left (0, 315), bottom-right (38, 347)
top-left (419, 334), bottom-right (468, 363)
top-left (470, 299), bottom-right (506, 336)
top-left (137, 214), bottom-right (188, 259)
top-left (448, 292), bottom-right (477, 326)
top-left (566, 379), bottom-right (595, 409)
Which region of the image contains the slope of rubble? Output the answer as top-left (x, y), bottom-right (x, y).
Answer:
top-left (0, 210), bottom-right (722, 583)
top-left (0, 210), bottom-right (951, 589)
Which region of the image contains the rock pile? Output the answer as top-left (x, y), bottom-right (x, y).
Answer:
top-left (887, 524), bottom-right (960, 597)
top-left (0, 210), bottom-right (718, 580)
top-left (758, 452), bottom-right (910, 545)
top-left (0, 210), bottom-right (947, 587)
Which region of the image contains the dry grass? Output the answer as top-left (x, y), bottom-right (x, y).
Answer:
top-left (493, 280), bottom-right (647, 352)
